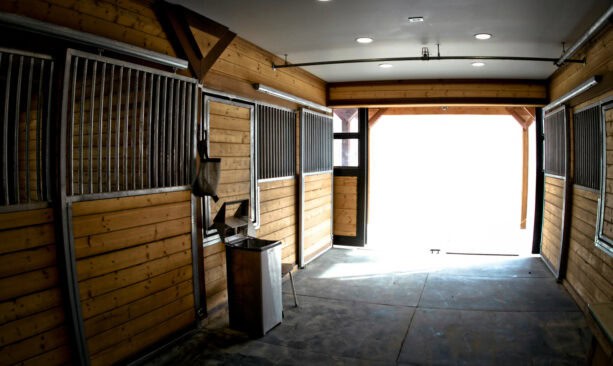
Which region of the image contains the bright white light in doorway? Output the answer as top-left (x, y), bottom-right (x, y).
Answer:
top-left (356, 37), bottom-right (373, 44)
top-left (472, 61), bottom-right (485, 67)
top-left (474, 33), bottom-right (492, 40)
top-left (379, 63), bottom-right (393, 68)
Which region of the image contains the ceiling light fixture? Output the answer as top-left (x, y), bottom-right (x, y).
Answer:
top-left (408, 16), bottom-right (424, 23)
top-left (379, 63), bottom-right (393, 68)
top-left (253, 83), bottom-right (331, 114)
top-left (355, 37), bottom-right (373, 44)
top-left (472, 61), bottom-right (485, 67)
top-left (474, 33), bottom-right (492, 40)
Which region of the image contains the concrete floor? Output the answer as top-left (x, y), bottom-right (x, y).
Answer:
top-left (145, 248), bottom-right (591, 365)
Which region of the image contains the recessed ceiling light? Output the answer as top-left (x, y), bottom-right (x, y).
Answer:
top-left (474, 33), bottom-right (492, 40)
top-left (379, 63), bottom-right (393, 68)
top-left (408, 16), bottom-right (424, 23)
top-left (472, 61), bottom-right (485, 67)
top-left (316, 0), bottom-right (331, 2)
top-left (356, 37), bottom-right (373, 44)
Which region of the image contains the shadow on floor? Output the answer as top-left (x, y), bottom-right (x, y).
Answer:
top-left (144, 248), bottom-right (590, 365)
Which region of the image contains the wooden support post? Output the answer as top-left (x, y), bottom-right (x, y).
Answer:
top-left (521, 127), bottom-right (529, 229)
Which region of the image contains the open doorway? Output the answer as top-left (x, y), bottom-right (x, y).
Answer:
top-left (368, 112), bottom-right (535, 256)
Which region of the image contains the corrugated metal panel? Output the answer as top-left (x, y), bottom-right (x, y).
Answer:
top-left (573, 106), bottom-right (600, 189)
top-left (544, 108), bottom-right (566, 176)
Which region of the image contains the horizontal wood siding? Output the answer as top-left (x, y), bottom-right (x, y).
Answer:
top-left (208, 101), bottom-right (252, 219)
top-left (303, 173), bottom-right (333, 263)
top-left (549, 25), bottom-right (613, 101)
top-left (201, 36), bottom-right (326, 108)
top-left (202, 100), bottom-right (252, 319)
top-left (542, 176), bottom-right (564, 272)
top-left (72, 190), bottom-right (194, 365)
top-left (0, 208), bottom-right (72, 365)
top-left (565, 187), bottom-right (613, 311)
top-left (327, 80), bottom-right (547, 106)
top-left (549, 26), bottom-right (613, 313)
top-left (257, 178), bottom-right (297, 264)
top-left (0, 0), bottom-right (176, 58)
top-left (333, 176), bottom-right (357, 237)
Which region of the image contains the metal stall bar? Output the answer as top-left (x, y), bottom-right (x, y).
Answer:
top-left (139, 70), bottom-right (146, 190)
top-left (179, 81), bottom-right (185, 186)
top-left (11, 55), bottom-right (23, 204)
top-left (62, 49), bottom-right (198, 201)
top-left (152, 75), bottom-right (160, 188)
top-left (159, 77), bottom-right (167, 188)
top-left (298, 108), bottom-right (306, 267)
top-left (2, 54), bottom-right (12, 205)
top-left (78, 58), bottom-right (87, 195)
top-left (132, 70), bottom-right (139, 190)
top-left (166, 79), bottom-right (174, 187)
top-left (115, 66), bottom-right (122, 191)
top-left (59, 48), bottom-right (90, 366)
top-left (97, 62), bottom-right (105, 193)
top-left (106, 65), bottom-right (114, 193)
top-left (147, 73), bottom-right (154, 188)
top-left (123, 68), bottom-right (130, 191)
top-left (44, 60), bottom-right (54, 201)
top-left (88, 61), bottom-right (96, 195)
top-left (24, 58), bottom-right (33, 202)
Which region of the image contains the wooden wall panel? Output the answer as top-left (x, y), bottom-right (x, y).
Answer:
top-left (71, 190), bottom-right (195, 365)
top-left (0, 0), bottom-right (176, 58)
top-left (256, 178), bottom-right (297, 264)
top-left (202, 36), bottom-right (326, 108)
top-left (333, 176), bottom-right (357, 237)
top-left (565, 187), bottom-right (613, 311)
top-left (0, 208), bottom-right (72, 365)
top-left (208, 101), bottom-right (252, 219)
top-left (542, 176), bottom-right (564, 272)
top-left (549, 26), bottom-right (613, 101)
top-left (201, 100), bottom-right (252, 319)
top-left (327, 80), bottom-right (548, 107)
top-left (303, 173), bottom-right (333, 263)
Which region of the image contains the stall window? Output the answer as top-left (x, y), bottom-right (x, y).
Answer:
top-left (573, 105), bottom-right (600, 189)
top-left (257, 104), bottom-right (296, 180)
top-left (544, 108), bottom-right (566, 177)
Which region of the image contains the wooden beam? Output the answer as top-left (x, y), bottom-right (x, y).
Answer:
top-left (156, 2), bottom-right (236, 83)
top-left (328, 79), bottom-right (548, 107)
top-left (522, 107), bottom-right (536, 128)
top-left (520, 128), bottom-right (529, 229)
top-left (368, 108), bottom-right (388, 127)
top-left (381, 106), bottom-right (511, 115)
top-left (506, 107), bottom-right (528, 129)
top-left (156, 2), bottom-right (204, 79)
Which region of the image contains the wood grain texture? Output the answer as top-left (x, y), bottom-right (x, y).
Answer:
top-left (303, 173), bottom-right (333, 263)
top-left (202, 37), bottom-right (325, 107)
top-left (328, 79), bottom-right (547, 106)
top-left (542, 176), bottom-right (565, 272)
top-left (72, 191), bottom-right (194, 364)
top-left (0, 0), bottom-right (176, 57)
top-left (334, 177), bottom-right (357, 237)
top-left (549, 25), bottom-right (613, 101)
top-left (257, 178), bottom-right (297, 264)
top-left (0, 209), bottom-right (71, 364)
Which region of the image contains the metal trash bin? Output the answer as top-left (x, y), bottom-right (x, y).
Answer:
top-left (210, 199), bottom-right (282, 336)
top-left (225, 237), bottom-right (282, 336)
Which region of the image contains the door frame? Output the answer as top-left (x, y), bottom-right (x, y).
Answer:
top-left (333, 108), bottom-right (368, 246)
